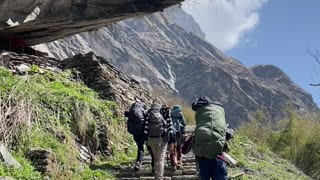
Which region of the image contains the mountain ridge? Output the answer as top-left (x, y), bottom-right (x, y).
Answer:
top-left (34, 6), bottom-right (319, 127)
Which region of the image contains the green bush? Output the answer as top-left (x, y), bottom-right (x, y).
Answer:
top-left (29, 65), bottom-right (40, 74)
top-left (238, 109), bottom-right (320, 179)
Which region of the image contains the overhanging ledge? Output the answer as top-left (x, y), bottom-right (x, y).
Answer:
top-left (0, 0), bottom-right (184, 46)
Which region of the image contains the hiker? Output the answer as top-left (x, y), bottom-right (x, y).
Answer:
top-left (169, 105), bottom-right (186, 169)
top-left (192, 96), bottom-right (228, 180)
top-left (125, 101), bottom-right (148, 170)
top-left (147, 104), bottom-right (173, 179)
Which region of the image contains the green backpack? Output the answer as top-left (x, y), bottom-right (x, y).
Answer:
top-left (193, 103), bottom-right (226, 159)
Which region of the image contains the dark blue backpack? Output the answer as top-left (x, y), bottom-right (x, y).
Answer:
top-left (127, 102), bottom-right (146, 135)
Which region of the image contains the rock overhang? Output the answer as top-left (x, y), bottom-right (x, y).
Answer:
top-left (0, 0), bottom-right (184, 47)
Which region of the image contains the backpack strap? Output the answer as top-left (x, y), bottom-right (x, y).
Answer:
top-left (212, 101), bottom-right (224, 108)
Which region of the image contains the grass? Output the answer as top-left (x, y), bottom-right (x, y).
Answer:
top-left (0, 67), bottom-right (135, 179)
top-left (227, 136), bottom-right (309, 180)
top-left (0, 155), bottom-right (41, 179)
top-left (234, 109), bottom-right (320, 179)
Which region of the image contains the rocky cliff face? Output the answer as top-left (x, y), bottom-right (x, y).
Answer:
top-left (0, 51), bottom-right (157, 113)
top-left (34, 7), bottom-right (319, 127)
top-left (163, 5), bottom-right (205, 39)
top-left (60, 52), bottom-right (160, 112)
top-left (0, 0), bottom-right (183, 46)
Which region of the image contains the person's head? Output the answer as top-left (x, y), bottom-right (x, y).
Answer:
top-left (161, 104), bottom-right (170, 112)
top-left (192, 96), bottom-right (212, 111)
top-left (172, 105), bottom-right (182, 112)
top-left (134, 101), bottom-right (146, 110)
top-left (151, 103), bottom-right (161, 110)
top-left (161, 104), bottom-right (171, 118)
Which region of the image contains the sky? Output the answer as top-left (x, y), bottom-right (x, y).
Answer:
top-left (183, 0), bottom-right (320, 106)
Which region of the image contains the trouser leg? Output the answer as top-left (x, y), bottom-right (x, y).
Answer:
top-left (156, 139), bottom-right (167, 178)
top-left (213, 158), bottom-right (228, 180)
top-left (176, 144), bottom-right (182, 164)
top-left (148, 137), bottom-right (167, 179)
top-left (147, 145), bottom-right (154, 171)
top-left (176, 134), bottom-right (182, 164)
top-left (198, 158), bottom-right (212, 180)
top-left (169, 143), bottom-right (177, 166)
top-left (198, 158), bottom-right (228, 180)
top-left (134, 135), bottom-right (146, 162)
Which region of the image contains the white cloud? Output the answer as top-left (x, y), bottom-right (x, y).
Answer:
top-left (182, 0), bottom-right (267, 51)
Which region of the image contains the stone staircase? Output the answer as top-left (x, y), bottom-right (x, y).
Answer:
top-left (116, 127), bottom-right (198, 180)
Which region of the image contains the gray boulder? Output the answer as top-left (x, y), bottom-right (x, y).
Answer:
top-left (0, 144), bottom-right (21, 169)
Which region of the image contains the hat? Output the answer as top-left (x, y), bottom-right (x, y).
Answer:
top-left (172, 105), bottom-right (181, 111)
top-left (192, 96), bottom-right (212, 111)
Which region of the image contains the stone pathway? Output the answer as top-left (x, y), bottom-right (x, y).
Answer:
top-left (116, 127), bottom-right (198, 180)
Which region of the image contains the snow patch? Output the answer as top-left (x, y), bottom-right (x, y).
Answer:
top-left (24, 6), bottom-right (41, 23)
top-left (6, 18), bottom-right (19, 27)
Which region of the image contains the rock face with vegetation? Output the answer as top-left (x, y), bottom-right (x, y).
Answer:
top-left (0, 51), bottom-right (157, 110)
top-left (60, 52), bottom-right (159, 111)
top-left (0, 50), bottom-right (158, 179)
top-left (37, 6), bottom-right (319, 127)
top-left (0, 0), bottom-right (183, 46)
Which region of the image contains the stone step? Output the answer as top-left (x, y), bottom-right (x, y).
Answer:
top-left (118, 175), bottom-right (198, 180)
top-left (181, 165), bottom-right (197, 169)
top-left (139, 162), bottom-right (197, 167)
top-left (117, 167), bottom-right (198, 178)
top-left (117, 169), bottom-right (183, 177)
top-left (182, 168), bottom-right (198, 175)
top-left (120, 166), bottom-right (197, 172)
top-left (119, 177), bottom-right (171, 180)
top-left (143, 154), bottom-right (195, 160)
top-left (180, 162), bottom-right (197, 167)
top-left (141, 158), bottom-right (196, 165)
top-left (113, 163), bottom-right (198, 172)
top-left (172, 175), bottom-right (198, 180)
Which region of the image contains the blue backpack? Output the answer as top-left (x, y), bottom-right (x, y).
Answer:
top-left (172, 117), bottom-right (181, 135)
top-left (171, 106), bottom-right (183, 135)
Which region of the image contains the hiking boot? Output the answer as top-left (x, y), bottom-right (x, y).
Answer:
top-left (177, 162), bottom-right (182, 170)
top-left (134, 161), bottom-right (141, 170)
top-left (171, 164), bottom-right (177, 171)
